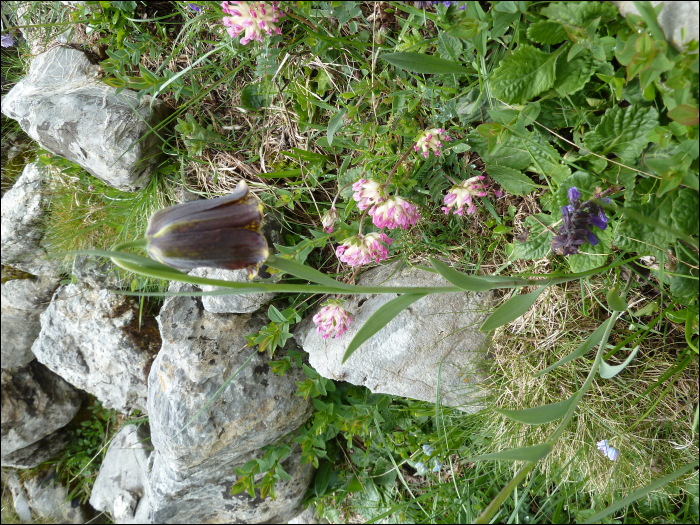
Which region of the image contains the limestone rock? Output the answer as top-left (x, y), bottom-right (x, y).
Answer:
top-left (22, 469), bottom-right (90, 523)
top-left (148, 287), bottom-right (312, 473)
top-left (294, 262), bottom-right (493, 410)
top-left (1, 47), bottom-right (168, 192)
top-left (612, 1), bottom-right (699, 51)
top-left (1, 276), bottom-right (60, 370)
top-left (148, 444), bottom-right (314, 524)
top-left (90, 423), bottom-right (152, 524)
top-left (1, 361), bottom-right (82, 467)
top-left (186, 267), bottom-right (278, 314)
top-left (1, 428), bottom-right (71, 469)
top-left (0, 162), bottom-right (59, 276)
top-left (4, 472), bottom-right (33, 523)
top-left (31, 284), bottom-right (160, 413)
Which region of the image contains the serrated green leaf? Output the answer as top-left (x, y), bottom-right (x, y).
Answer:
top-left (541, 1), bottom-right (617, 27)
top-left (523, 132), bottom-right (572, 184)
top-left (670, 245), bottom-right (700, 299)
top-left (512, 214), bottom-right (554, 260)
top-left (615, 193), bottom-right (677, 255)
top-left (490, 45), bottom-right (565, 104)
top-left (567, 227), bottom-right (613, 272)
top-left (527, 20), bottom-right (568, 45)
top-left (535, 319), bottom-right (612, 377)
top-left (380, 52), bottom-right (470, 75)
top-left (495, 393), bottom-right (577, 425)
top-left (583, 105), bottom-right (659, 160)
top-left (600, 346), bottom-right (639, 378)
top-left (342, 294), bottom-right (427, 363)
top-left (436, 34), bottom-right (462, 61)
top-left (428, 258), bottom-right (496, 291)
top-left (327, 108), bottom-right (346, 147)
top-left (670, 188), bottom-right (699, 237)
top-left (554, 171), bottom-right (600, 212)
top-left (487, 165), bottom-right (540, 195)
top-left (468, 442), bottom-right (553, 462)
top-left (467, 134), bottom-right (531, 170)
top-left (553, 52), bottom-right (598, 96)
top-left (480, 285), bottom-right (549, 332)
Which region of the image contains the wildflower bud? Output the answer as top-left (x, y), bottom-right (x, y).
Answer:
top-left (352, 178), bottom-right (383, 211)
top-left (596, 439), bottom-right (619, 461)
top-left (322, 207), bottom-right (339, 233)
top-left (146, 181), bottom-right (268, 278)
top-left (414, 461), bottom-right (427, 476)
top-left (313, 300), bottom-right (352, 339)
top-left (414, 128), bottom-right (451, 158)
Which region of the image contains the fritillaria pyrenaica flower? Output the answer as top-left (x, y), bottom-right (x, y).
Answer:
top-left (313, 300), bottom-right (353, 339)
top-left (146, 180), bottom-right (268, 278)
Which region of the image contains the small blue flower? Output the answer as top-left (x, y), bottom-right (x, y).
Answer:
top-left (422, 444), bottom-right (434, 455)
top-left (187, 3), bottom-right (201, 13)
top-left (1, 34), bottom-right (14, 48)
top-left (432, 458), bottom-right (442, 472)
top-left (415, 461), bottom-right (427, 476)
top-left (596, 439), bottom-right (620, 461)
top-left (567, 186), bottom-right (581, 203)
top-left (551, 186), bottom-right (611, 256)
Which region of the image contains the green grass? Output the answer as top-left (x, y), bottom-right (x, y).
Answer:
top-left (1, 0), bottom-right (697, 522)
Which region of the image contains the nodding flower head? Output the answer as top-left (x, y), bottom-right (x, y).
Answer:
top-left (414, 461), bottom-right (427, 476)
top-left (352, 178), bottom-right (383, 211)
top-left (313, 300), bottom-right (352, 339)
top-left (221, 1), bottom-right (285, 45)
top-left (414, 128), bottom-right (451, 158)
top-left (596, 440), bottom-right (620, 461)
top-left (146, 181), bottom-right (268, 278)
top-left (321, 207), bottom-right (339, 234)
top-left (551, 186), bottom-right (610, 256)
top-left (370, 196), bottom-right (420, 230)
top-left (441, 175), bottom-right (488, 217)
top-left (335, 232), bottom-right (392, 267)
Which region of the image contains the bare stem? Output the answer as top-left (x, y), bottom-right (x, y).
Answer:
top-left (383, 145), bottom-right (413, 193)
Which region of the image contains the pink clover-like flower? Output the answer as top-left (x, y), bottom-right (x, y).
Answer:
top-left (352, 178), bottom-right (383, 211)
top-left (370, 196), bottom-right (420, 230)
top-left (221, 1), bottom-right (285, 45)
top-left (441, 175), bottom-right (488, 216)
top-left (336, 232), bottom-right (392, 267)
top-left (414, 128), bottom-right (451, 159)
top-left (313, 300), bottom-right (353, 339)
top-left (322, 207), bottom-right (339, 233)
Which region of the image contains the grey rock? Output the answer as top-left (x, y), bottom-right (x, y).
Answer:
top-left (289, 506), bottom-right (318, 524)
top-left (1, 47), bottom-right (168, 192)
top-left (186, 267), bottom-right (278, 314)
top-left (4, 472), bottom-right (33, 523)
top-left (1, 361), bottom-right (82, 466)
top-left (148, 444), bottom-right (314, 524)
top-left (90, 423), bottom-right (152, 524)
top-left (612, 1), bottom-right (699, 51)
top-left (0, 162), bottom-right (59, 276)
top-left (294, 262), bottom-right (493, 410)
top-left (1, 276), bottom-right (60, 370)
top-left (148, 287), bottom-right (312, 473)
top-left (23, 469), bottom-right (90, 523)
top-left (31, 283), bottom-right (159, 413)
top-left (1, 427), bottom-right (71, 469)
top-left (69, 255), bottom-right (120, 289)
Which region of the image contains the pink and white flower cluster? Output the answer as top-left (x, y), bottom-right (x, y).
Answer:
top-left (352, 178), bottom-right (383, 211)
top-left (414, 128), bottom-right (451, 158)
top-left (371, 196), bottom-right (420, 230)
top-left (442, 175), bottom-right (488, 216)
top-left (221, 1), bottom-right (284, 45)
top-left (313, 300), bottom-right (352, 339)
top-left (322, 207), bottom-right (338, 233)
top-left (336, 232), bottom-right (392, 267)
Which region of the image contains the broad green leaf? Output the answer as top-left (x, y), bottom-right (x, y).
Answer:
top-left (315, 462), bottom-right (332, 496)
top-left (554, 171), bottom-right (600, 212)
top-left (670, 188), bottom-right (699, 237)
top-left (490, 45), bottom-right (565, 104)
top-left (541, 1), bottom-right (617, 27)
top-left (667, 104), bottom-right (699, 126)
top-left (342, 294), bottom-right (427, 363)
top-left (553, 52), bottom-right (598, 96)
top-left (487, 165), bottom-right (540, 195)
top-left (436, 34), bottom-right (462, 60)
top-left (606, 286), bottom-right (629, 312)
top-left (380, 52), bottom-right (470, 75)
top-left (583, 461), bottom-right (700, 524)
top-left (583, 105), bottom-right (659, 160)
top-left (511, 214), bottom-right (554, 260)
top-left (467, 134), bottom-right (531, 170)
top-left (535, 319), bottom-right (612, 377)
top-left (522, 133), bottom-right (572, 184)
top-left (495, 393), bottom-right (577, 425)
top-left (468, 442), bottom-right (553, 463)
top-left (480, 285), bottom-right (549, 332)
top-left (567, 227), bottom-right (613, 272)
top-left (327, 108), bottom-right (347, 147)
top-left (527, 20), bottom-right (568, 45)
top-left (614, 194), bottom-right (678, 255)
top-left (428, 258), bottom-right (496, 291)
top-left (670, 245), bottom-right (700, 299)
top-left (600, 345), bottom-right (639, 378)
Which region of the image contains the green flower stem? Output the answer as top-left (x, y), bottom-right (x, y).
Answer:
top-left (113, 239), bottom-right (149, 251)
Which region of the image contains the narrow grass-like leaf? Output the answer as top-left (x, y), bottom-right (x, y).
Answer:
top-left (599, 346), bottom-right (639, 379)
top-left (468, 443), bottom-right (553, 463)
top-left (480, 285), bottom-right (549, 332)
top-left (381, 52), bottom-right (470, 75)
top-left (255, 169), bottom-right (303, 179)
top-left (327, 108), bottom-right (347, 147)
top-left (429, 258), bottom-right (496, 291)
top-left (495, 394), bottom-right (577, 425)
top-left (535, 319), bottom-right (612, 377)
top-left (265, 254), bottom-right (354, 289)
top-left (342, 294), bottom-right (427, 363)
top-left (582, 460), bottom-right (699, 524)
